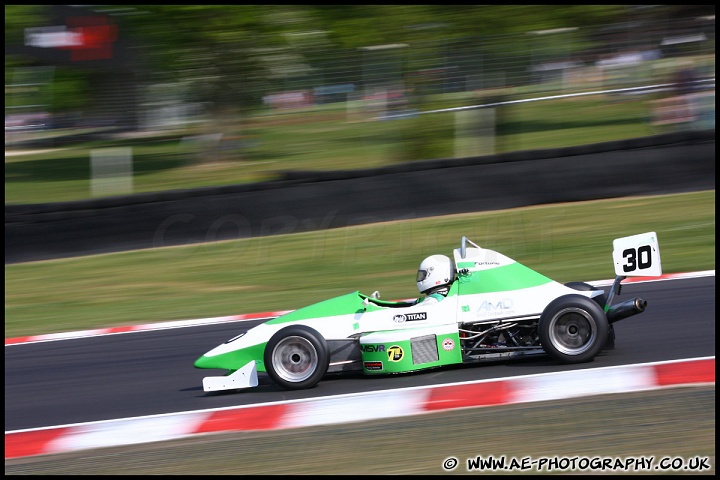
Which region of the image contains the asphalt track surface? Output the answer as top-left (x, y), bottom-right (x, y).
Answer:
top-left (4, 275), bottom-right (714, 433)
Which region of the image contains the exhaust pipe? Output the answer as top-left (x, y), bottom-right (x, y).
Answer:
top-left (606, 297), bottom-right (647, 323)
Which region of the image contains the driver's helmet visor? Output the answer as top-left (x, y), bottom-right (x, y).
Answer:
top-left (416, 269), bottom-right (429, 282)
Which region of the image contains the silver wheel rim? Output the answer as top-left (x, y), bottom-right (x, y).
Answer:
top-left (548, 307), bottom-right (597, 355)
top-left (271, 335), bottom-right (318, 383)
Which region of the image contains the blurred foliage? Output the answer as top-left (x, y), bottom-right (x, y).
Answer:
top-left (7, 5), bottom-right (713, 116)
top-left (5, 6), bottom-right (715, 203)
top-left (50, 68), bottom-right (91, 113)
top-left (394, 113), bottom-right (455, 162)
top-left (4, 5), bottom-right (46, 45)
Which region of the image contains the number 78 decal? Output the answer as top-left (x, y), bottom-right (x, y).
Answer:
top-left (612, 232), bottom-right (663, 277)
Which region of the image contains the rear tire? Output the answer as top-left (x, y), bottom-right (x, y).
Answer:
top-left (603, 324), bottom-right (616, 351)
top-left (539, 294), bottom-right (609, 364)
top-left (264, 325), bottom-right (329, 390)
top-left (565, 282), bottom-right (616, 349)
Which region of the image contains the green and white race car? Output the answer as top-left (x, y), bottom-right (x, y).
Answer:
top-left (195, 232), bottom-right (662, 392)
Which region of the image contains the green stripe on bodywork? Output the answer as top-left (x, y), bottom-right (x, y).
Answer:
top-left (459, 262), bottom-right (552, 294)
top-left (265, 291), bottom-right (363, 325)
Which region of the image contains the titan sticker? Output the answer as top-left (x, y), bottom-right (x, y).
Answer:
top-left (393, 312), bottom-right (427, 323)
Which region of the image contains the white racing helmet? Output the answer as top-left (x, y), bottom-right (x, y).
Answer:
top-left (416, 254), bottom-right (455, 294)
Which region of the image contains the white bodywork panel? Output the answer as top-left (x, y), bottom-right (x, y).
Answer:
top-left (202, 360), bottom-right (258, 392)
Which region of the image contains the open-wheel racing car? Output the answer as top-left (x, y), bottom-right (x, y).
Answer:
top-left (195, 232), bottom-right (662, 392)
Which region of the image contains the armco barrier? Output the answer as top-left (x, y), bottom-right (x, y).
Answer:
top-left (4, 356), bottom-right (714, 460)
top-left (5, 130), bottom-right (715, 264)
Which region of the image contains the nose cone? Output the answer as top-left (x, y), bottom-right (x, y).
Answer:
top-left (194, 343), bottom-right (265, 371)
top-left (194, 354), bottom-right (219, 369)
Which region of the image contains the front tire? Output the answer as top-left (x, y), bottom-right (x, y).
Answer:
top-left (264, 325), bottom-right (329, 390)
top-left (539, 294), bottom-right (609, 364)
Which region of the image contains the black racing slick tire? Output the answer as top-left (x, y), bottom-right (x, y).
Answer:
top-left (264, 325), bottom-right (329, 390)
top-left (564, 282), bottom-right (615, 350)
top-left (539, 294), bottom-right (609, 364)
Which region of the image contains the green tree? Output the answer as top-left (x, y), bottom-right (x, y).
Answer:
top-left (10, 5), bottom-right (696, 125)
